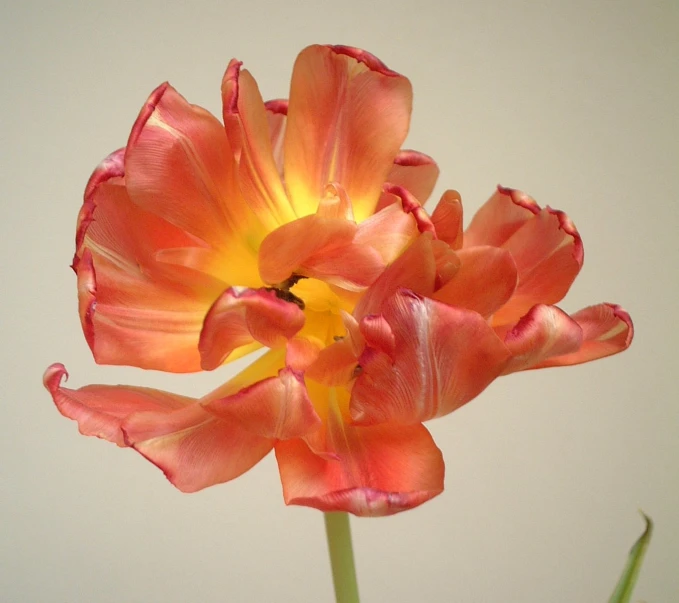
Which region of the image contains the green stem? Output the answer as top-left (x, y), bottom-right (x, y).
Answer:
top-left (324, 512), bottom-right (360, 603)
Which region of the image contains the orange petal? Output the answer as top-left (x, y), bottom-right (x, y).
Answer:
top-left (305, 339), bottom-right (359, 386)
top-left (354, 201), bottom-right (418, 265)
top-left (284, 45), bottom-right (413, 221)
top-left (222, 61), bottom-right (295, 227)
top-left (275, 413), bottom-right (443, 517)
top-left (258, 215), bottom-right (384, 289)
top-left (354, 233), bottom-right (440, 318)
top-left (351, 291), bottom-right (510, 424)
top-left (285, 336), bottom-right (322, 371)
top-left (382, 149), bottom-right (439, 204)
top-left (121, 403), bottom-right (272, 493)
top-left (124, 83), bottom-right (264, 277)
top-left (433, 246), bottom-right (518, 319)
top-left (203, 368), bottom-right (321, 439)
top-left (492, 206), bottom-right (583, 325)
top-left (501, 304), bottom-right (583, 373)
top-left (530, 303), bottom-right (634, 368)
top-left (463, 186), bottom-right (540, 248)
top-left (198, 287), bottom-right (306, 370)
top-left (77, 244), bottom-right (213, 373)
top-left (45, 353), bottom-right (294, 493)
top-left (43, 363), bottom-right (191, 446)
top-left (265, 99), bottom-right (287, 176)
top-left (75, 164), bottom-right (222, 372)
top-left (431, 190), bottom-right (464, 250)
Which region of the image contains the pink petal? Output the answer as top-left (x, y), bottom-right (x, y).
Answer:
top-left (433, 246), bottom-right (518, 319)
top-left (222, 60), bottom-right (296, 227)
top-left (492, 206), bottom-right (583, 325)
top-left (530, 303), bottom-right (634, 368)
top-left (382, 184), bottom-right (436, 236)
top-left (463, 186), bottom-right (540, 248)
top-left (203, 368), bottom-right (321, 439)
top-left (76, 244), bottom-right (213, 373)
top-left (382, 149), bottom-right (439, 204)
top-left (198, 287), bottom-right (306, 370)
top-left (359, 314), bottom-right (396, 357)
top-left (283, 45), bottom-right (412, 221)
top-left (354, 233), bottom-right (441, 318)
top-left (265, 98), bottom-right (287, 176)
top-left (275, 404), bottom-right (444, 516)
top-left (464, 186), bottom-right (540, 247)
top-left (351, 291), bottom-right (510, 424)
top-left (43, 363), bottom-right (191, 446)
top-left (431, 190), bottom-right (464, 250)
top-left (45, 354), bottom-right (291, 493)
top-left (501, 304), bottom-right (584, 373)
top-left (122, 404), bottom-right (272, 493)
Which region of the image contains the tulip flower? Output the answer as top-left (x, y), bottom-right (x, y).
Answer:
top-left (45, 44), bottom-right (632, 519)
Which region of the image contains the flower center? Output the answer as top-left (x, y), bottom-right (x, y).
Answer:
top-left (279, 277), bottom-right (358, 347)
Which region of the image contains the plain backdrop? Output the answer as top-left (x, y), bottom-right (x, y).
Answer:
top-left (1, 1), bottom-right (677, 601)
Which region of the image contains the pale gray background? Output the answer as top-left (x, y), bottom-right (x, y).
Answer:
top-left (2, 1), bottom-right (676, 601)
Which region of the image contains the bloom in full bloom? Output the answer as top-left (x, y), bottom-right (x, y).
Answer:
top-left (44, 45), bottom-right (632, 516)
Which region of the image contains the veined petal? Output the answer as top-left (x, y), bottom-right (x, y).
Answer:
top-left (284, 45), bottom-right (413, 221)
top-left (492, 206), bottom-right (583, 325)
top-left (222, 60), bottom-right (296, 228)
top-left (275, 390), bottom-right (444, 517)
top-left (122, 404), bottom-right (272, 493)
top-left (75, 170), bottom-right (222, 372)
top-left (43, 363), bottom-right (191, 446)
top-left (530, 303), bottom-right (633, 368)
top-left (124, 82), bottom-right (264, 280)
top-left (463, 186), bottom-right (540, 248)
top-left (198, 287), bottom-right (306, 370)
top-left (203, 368), bottom-right (321, 439)
top-left (77, 247), bottom-right (212, 373)
top-left (120, 350), bottom-right (289, 491)
top-left (76, 158), bottom-right (227, 373)
top-left (431, 190), bottom-right (463, 249)
top-left (433, 246), bottom-right (517, 319)
top-left (351, 291), bottom-right (510, 424)
top-left (501, 304), bottom-right (583, 373)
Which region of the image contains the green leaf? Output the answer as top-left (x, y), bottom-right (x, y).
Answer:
top-left (608, 512), bottom-right (653, 603)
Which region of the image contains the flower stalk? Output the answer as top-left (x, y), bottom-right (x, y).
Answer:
top-left (324, 512), bottom-right (360, 603)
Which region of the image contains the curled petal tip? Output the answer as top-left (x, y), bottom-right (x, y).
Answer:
top-left (496, 185), bottom-right (541, 214)
top-left (383, 183), bottom-right (436, 236)
top-left (326, 45), bottom-right (401, 77)
top-left (222, 59), bottom-right (243, 114)
top-left (127, 82), bottom-right (171, 148)
top-left (393, 149), bottom-right (437, 167)
top-left (545, 206), bottom-right (584, 265)
top-left (604, 302), bottom-right (634, 347)
top-left (43, 363), bottom-right (68, 391)
top-left (264, 99), bottom-right (288, 115)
